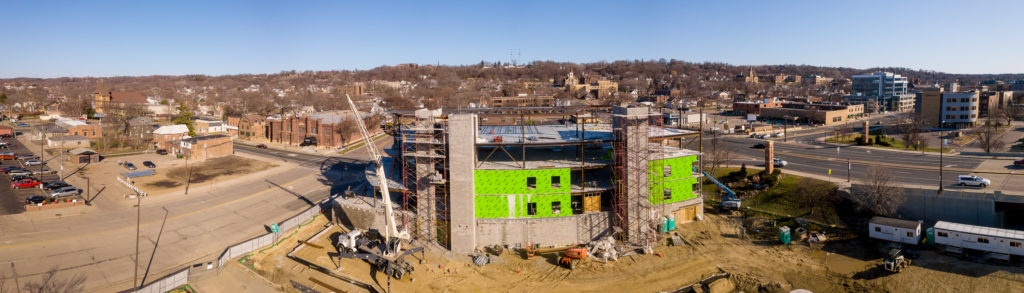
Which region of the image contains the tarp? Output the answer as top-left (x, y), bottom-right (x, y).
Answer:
top-left (121, 169), bottom-right (156, 178)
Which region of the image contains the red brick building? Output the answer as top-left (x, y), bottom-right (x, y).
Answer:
top-left (228, 114), bottom-right (269, 142)
top-left (266, 111), bottom-right (373, 149)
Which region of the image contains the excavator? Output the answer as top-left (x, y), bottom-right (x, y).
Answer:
top-left (337, 95), bottom-right (422, 280)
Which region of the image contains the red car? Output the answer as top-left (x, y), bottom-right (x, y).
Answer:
top-left (11, 178), bottom-right (41, 189)
top-left (1015, 159), bottom-right (1024, 167)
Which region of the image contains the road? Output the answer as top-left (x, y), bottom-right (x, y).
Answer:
top-left (0, 141), bottom-right (375, 291)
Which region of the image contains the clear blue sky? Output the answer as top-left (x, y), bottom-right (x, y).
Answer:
top-left (2, 1), bottom-right (1021, 78)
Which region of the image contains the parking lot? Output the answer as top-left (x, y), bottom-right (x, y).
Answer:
top-left (0, 130), bottom-right (78, 215)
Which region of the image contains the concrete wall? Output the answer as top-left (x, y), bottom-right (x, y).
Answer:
top-left (895, 187), bottom-right (998, 227)
top-left (448, 114), bottom-right (478, 253)
top-left (476, 212), bottom-right (612, 248)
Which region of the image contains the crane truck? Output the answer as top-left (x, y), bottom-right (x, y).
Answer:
top-left (337, 95), bottom-right (422, 280)
top-left (702, 171), bottom-right (740, 210)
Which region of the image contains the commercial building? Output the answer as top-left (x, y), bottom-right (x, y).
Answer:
top-left (915, 86), bottom-right (943, 127)
top-left (55, 119), bottom-right (102, 139)
top-left (169, 134), bottom-right (233, 162)
top-left (844, 72), bottom-right (914, 113)
top-left (93, 91), bottom-right (148, 115)
top-left (940, 91), bottom-right (980, 129)
top-left (266, 111), bottom-right (371, 149)
top-left (152, 124), bottom-right (190, 150)
top-left (759, 102), bottom-right (864, 126)
top-left (733, 99), bottom-right (783, 115)
top-left (380, 106), bottom-right (702, 253)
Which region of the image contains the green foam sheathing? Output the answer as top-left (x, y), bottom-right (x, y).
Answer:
top-left (649, 154), bottom-right (699, 205)
top-left (474, 168), bottom-right (572, 219)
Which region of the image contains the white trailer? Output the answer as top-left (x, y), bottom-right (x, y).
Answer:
top-left (868, 216), bottom-right (922, 246)
top-left (933, 221), bottom-right (1024, 257)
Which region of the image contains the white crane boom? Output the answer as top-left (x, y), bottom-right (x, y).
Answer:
top-left (345, 95), bottom-right (409, 252)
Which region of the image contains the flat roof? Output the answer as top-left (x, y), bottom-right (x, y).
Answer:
top-left (869, 216), bottom-right (920, 230)
top-left (934, 221), bottom-right (1024, 241)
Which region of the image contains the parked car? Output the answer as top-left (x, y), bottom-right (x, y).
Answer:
top-left (1, 166), bottom-right (25, 173)
top-left (8, 170), bottom-right (32, 177)
top-left (142, 161), bottom-right (156, 168)
top-left (256, 144), bottom-right (268, 149)
top-left (773, 158), bottom-right (788, 167)
top-left (156, 149), bottom-right (168, 155)
top-left (32, 168), bottom-right (57, 175)
top-left (49, 186), bottom-right (82, 198)
top-left (16, 153), bottom-right (36, 160)
top-left (752, 143), bottom-right (766, 149)
top-left (15, 122), bottom-right (29, 127)
top-left (43, 180), bottom-right (71, 190)
top-left (26, 195), bottom-right (47, 204)
top-left (957, 175), bottom-right (990, 188)
top-left (10, 174), bottom-right (37, 182)
top-left (22, 158), bottom-right (43, 166)
top-left (1015, 159), bottom-right (1024, 168)
top-left (0, 154), bottom-right (14, 160)
top-left (11, 178), bottom-right (41, 189)
top-left (123, 162), bottom-right (137, 171)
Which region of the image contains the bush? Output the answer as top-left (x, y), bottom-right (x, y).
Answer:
top-left (877, 141), bottom-right (891, 147)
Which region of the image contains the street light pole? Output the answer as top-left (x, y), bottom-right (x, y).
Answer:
top-left (939, 121), bottom-right (945, 193)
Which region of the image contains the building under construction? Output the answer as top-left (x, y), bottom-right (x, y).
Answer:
top-left (387, 105), bottom-right (703, 253)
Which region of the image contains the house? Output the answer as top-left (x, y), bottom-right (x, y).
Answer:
top-left (67, 147), bottom-right (101, 164)
top-left (127, 117), bottom-right (155, 140)
top-left (194, 119), bottom-right (231, 134)
top-left (169, 134), bottom-right (233, 162)
top-left (152, 124), bottom-right (190, 150)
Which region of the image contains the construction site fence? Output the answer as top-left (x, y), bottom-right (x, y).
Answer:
top-left (129, 196), bottom-right (332, 292)
top-left (134, 267), bottom-right (189, 293)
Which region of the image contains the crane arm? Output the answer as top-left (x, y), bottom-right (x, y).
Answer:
top-left (346, 95), bottom-right (409, 247)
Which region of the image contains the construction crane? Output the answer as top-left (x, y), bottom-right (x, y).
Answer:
top-left (702, 171), bottom-right (740, 210)
top-left (339, 95), bottom-right (421, 282)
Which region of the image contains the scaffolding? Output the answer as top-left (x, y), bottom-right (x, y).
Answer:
top-left (399, 111), bottom-right (450, 248)
top-left (611, 106), bottom-right (663, 245)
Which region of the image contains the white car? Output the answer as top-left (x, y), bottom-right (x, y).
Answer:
top-left (23, 159), bottom-right (44, 166)
top-left (773, 158), bottom-right (788, 167)
top-left (957, 175), bottom-right (990, 188)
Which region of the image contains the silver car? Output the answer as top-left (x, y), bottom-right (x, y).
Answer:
top-left (49, 186), bottom-right (82, 198)
top-left (23, 158), bottom-right (44, 166)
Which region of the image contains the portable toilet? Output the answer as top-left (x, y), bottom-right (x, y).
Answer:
top-left (659, 217), bottom-right (669, 233)
top-left (779, 226), bottom-right (792, 244)
top-left (667, 215), bottom-right (677, 231)
top-left (925, 227), bottom-right (935, 245)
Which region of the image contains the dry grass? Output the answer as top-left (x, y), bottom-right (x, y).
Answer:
top-left (138, 156), bottom-right (277, 191)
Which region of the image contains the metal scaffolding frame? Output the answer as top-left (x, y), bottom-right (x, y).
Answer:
top-left (611, 107), bottom-right (664, 245)
top-left (399, 115), bottom-right (450, 248)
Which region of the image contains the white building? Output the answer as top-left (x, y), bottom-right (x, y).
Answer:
top-left (941, 91), bottom-right (980, 129)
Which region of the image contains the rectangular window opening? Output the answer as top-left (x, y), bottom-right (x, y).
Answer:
top-left (527, 177), bottom-right (536, 189)
top-left (551, 176), bottom-right (561, 188)
top-left (663, 188), bottom-right (672, 200)
top-left (552, 201), bottom-right (561, 214)
top-left (937, 232), bottom-right (948, 237)
top-left (978, 237), bottom-right (989, 244)
top-left (663, 166), bottom-right (672, 177)
top-left (874, 227), bottom-right (881, 232)
top-left (527, 202), bottom-right (537, 215)
top-left (1011, 242), bottom-right (1021, 248)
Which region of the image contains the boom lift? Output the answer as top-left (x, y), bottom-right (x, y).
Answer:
top-left (338, 95), bottom-right (422, 281)
top-left (702, 171), bottom-right (740, 210)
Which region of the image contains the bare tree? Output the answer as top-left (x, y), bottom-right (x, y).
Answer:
top-left (896, 113), bottom-right (927, 150)
top-left (851, 165), bottom-right (905, 217)
top-left (22, 267), bottom-right (85, 293)
top-left (972, 118), bottom-right (1006, 153)
top-left (794, 177), bottom-right (836, 218)
top-left (702, 133), bottom-right (731, 176)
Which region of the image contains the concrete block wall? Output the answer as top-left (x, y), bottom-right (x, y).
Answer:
top-left (476, 212), bottom-right (613, 248)
top-left (896, 187), bottom-right (996, 227)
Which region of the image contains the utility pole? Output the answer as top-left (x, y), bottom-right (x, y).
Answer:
top-left (134, 190), bottom-right (141, 292)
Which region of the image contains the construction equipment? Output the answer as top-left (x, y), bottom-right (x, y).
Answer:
top-left (702, 171), bottom-right (740, 210)
top-left (559, 247), bottom-right (588, 269)
top-left (337, 95), bottom-right (420, 281)
top-left (883, 248), bottom-right (911, 273)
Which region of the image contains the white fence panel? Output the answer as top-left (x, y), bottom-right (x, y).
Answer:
top-left (135, 268), bottom-right (188, 293)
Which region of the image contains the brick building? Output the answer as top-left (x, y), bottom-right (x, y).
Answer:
top-left (228, 114), bottom-right (269, 142)
top-left (93, 91), bottom-right (148, 115)
top-left (56, 119), bottom-right (102, 139)
top-left (267, 111), bottom-right (371, 149)
top-left (169, 134), bottom-right (233, 162)
top-left (152, 124), bottom-right (190, 150)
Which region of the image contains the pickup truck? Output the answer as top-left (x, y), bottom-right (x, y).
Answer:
top-left (12, 178), bottom-right (41, 189)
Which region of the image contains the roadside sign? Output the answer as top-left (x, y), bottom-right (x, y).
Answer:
top-left (828, 169), bottom-right (832, 175)
top-left (270, 223), bottom-right (279, 233)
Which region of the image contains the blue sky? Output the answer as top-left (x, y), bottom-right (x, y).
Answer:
top-left (2, 1), bottom-right (1022, 78)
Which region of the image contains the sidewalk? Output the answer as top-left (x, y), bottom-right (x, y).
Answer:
top-left (190, 262), bottom-right (283, 292)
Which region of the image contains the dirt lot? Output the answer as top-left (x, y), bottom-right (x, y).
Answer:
top-left (246, 212), bottom-right (1024, 293)
top-left (128, 155), bottom-right (278, 194)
